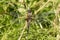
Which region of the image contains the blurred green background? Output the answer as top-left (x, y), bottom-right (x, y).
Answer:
top-left (0, 0), bottom-right (60, 40)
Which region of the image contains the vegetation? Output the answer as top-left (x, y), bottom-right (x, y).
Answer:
top-left (0, 0), bottom-right (60, 40)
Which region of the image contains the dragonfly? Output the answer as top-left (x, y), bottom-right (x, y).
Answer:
top-left (23, 2), bottom-right (33, 34)
top-left (4, 0), bottom-right (51, 34)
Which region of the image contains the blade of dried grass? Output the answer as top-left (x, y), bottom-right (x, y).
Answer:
top-left (34, 0), bottom-right (50, 15)
top-left (18, 21), bottom-right (27, 40)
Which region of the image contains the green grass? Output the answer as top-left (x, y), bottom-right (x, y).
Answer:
top-left (0, 0), bottom-right (60, 40)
